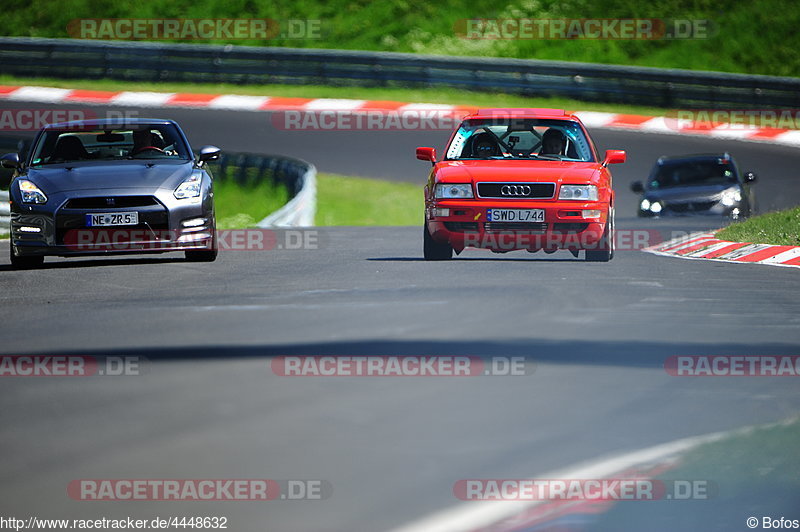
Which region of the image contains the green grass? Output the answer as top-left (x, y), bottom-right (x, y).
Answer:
top-left (668, 418), bottom-right (800, 494)
top-left (316, 172), bottom-right (422, 226)
top-left (3, 0), bottom-right (799, 77)
top-left (215, 171), bottom-right (422, 228)
top-left (716, 207), bottom-right (800, 246)
top-left (213, 177), bottom-right (289, 229)
top-left (591, 417), bottom-right (800, 529)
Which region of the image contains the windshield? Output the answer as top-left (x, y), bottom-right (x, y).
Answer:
top-left (445, 118), bottom-right (595, 162)
top-left (649, 160), bottom-right (738, 189)
top-left (29, 124), bottom-right (192, 165)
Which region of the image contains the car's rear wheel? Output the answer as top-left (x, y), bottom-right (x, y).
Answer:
top-left (585, 208), bottom-right (614, 262)
top-left (9, 244), bottom-right (44, 269)
top-left (423, 222), bottom-right (452, 261)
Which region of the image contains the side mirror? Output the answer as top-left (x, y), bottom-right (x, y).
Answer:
top-left (630, 181), bottom-right (645, 193)
top-left (197, 145), bottom-right (221, 164)
top-left (1, 152), bottom-right (20, 169)
top-left (416, 147), bottom-right (437, 164)
top-left (602, 149), bottom-right (626, 166)
top-left (743, 171), bottom-right (757, 183)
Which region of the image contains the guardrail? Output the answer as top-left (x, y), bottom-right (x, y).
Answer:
top-left (208, 151), bottom-right (316, 227)
top-left (256, 162), bottom-right (316, 227)
top-left (0, 190), bottom-right (8, 231)
top-left (1, 37), bottom-right (799, 109)
top-left (0, 136), bottom-right (316, 232)
top-left (0, 137), bottom-right (26, 232)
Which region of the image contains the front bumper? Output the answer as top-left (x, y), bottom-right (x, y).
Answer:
top-left (637, 199), bottom-right (744, 218)
top-left (426, 200), bottom-right (609, 252)
top-left (10, 193), bottom-right (214, 257)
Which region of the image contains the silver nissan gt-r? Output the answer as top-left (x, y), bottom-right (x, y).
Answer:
top-left (2, 118), bottom-right (221, 268)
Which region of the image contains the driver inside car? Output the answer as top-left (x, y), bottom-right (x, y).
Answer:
top-left (540, 128), bottom-right (567, 156)
top-left (470, 131), bottom-right (500, 158)
top-left (131, 129), bottom-right (165, 155)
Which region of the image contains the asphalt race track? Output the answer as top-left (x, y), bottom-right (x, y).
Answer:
top-left (1, 100), bottom-right (799, 531)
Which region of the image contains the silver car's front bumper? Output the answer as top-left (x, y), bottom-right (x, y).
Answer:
top-left (10, 188), bottom-right (214, 257)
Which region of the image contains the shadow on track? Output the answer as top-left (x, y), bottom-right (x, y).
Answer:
top-left (10, 339), bottom-right (800, 371)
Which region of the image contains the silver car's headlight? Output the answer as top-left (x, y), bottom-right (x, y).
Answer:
top-left (435, 183), bottom-right (474, 199)
top-left (174, 173), bottom-right (203, 199)
top-left (19, 180), bottom-right (48, 204)
top-left (559, 184), bottom-right (598, 201)
top-left (720, 187), bottom-right (742, 207)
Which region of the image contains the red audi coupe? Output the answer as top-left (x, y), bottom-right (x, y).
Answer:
top-left (417, 108), bottom-right (626, 261)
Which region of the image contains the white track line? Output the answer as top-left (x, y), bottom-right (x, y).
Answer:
top-left (391, 418), bottom-right (797, 532)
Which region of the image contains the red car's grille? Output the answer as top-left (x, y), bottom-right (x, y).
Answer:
top-left (477, 183), bottom-right (555, 199)
top-left (484, 222), bottom-right (547, 233)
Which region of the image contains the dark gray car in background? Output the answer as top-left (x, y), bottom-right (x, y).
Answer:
top-left (1, 118), bottom-right (220, 268)
top-left (631, 153), bottom-right (757, 219)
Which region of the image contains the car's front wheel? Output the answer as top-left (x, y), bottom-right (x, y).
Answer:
top-left (9, 244), bottom-right (44, 269)
top-left (185, 228), bottom-right (218, 262)
top-left (185, 248), bottom-right (218, 262)
top-left (585, 208), bottom-right (614, 262)
top-left (423, 222), bottom-right (453, 261)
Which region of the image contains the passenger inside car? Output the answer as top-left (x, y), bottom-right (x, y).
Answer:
top-left (50, 136), bottom-right (92, 162)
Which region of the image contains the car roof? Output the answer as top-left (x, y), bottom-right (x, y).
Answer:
top-left (656, 153), bottom-right (734, 165)
top-left (42, 118), bottom-right (178, 129)
top-left (464, 108), bottom-right (578, 121)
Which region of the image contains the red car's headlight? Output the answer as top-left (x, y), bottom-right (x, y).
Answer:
top-left (559, 184), bottom-right (598, 201)
top-left (435, 183), bottom-right (474, 199)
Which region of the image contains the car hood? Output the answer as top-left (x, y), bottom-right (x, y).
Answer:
top-left (644, 183), bottom-right (737, 202)
top-left (434, 160), bottom-right (600, 183)
top-left (25, 161), bottom-right (195, 193)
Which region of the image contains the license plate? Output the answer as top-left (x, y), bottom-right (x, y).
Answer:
top-left (486, 209), bottom-right (545, 222)
top-left (85, 212), bottom-right (139, 227)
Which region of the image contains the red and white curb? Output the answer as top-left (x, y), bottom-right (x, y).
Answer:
top-left (2, 84), bottom-right (800, 146)
top-left (644, 232), bottom-right (800, 269)
top-left (0, 84), bottom-right (475, 119)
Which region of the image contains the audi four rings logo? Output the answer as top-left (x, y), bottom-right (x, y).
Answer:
top-left (501, 185), bottom-right (531, 196)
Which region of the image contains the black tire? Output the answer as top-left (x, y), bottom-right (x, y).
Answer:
top-left (185, 226), bottom-right (218, 262)
top-left (9, 244), bottom-right (44, 269)
top-left (585, 208), bottom-right (614, 262)
top-left (185, 248), bottom-right (218, 262)
top-left (423, 223), bottom-right (452, 261)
